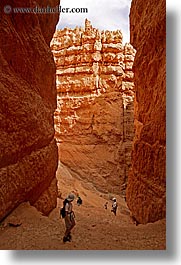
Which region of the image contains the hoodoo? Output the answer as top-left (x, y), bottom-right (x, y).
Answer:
top-left (51, 20), bottom-right (136, 194)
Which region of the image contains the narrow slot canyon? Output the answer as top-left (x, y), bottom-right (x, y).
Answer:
top-left (0, 0), bottom-right (166, 250)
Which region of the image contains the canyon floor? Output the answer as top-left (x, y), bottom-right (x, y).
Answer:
top-left (0, 162), bottom-right (166, 250)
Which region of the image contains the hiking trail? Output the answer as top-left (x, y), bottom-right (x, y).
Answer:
top-left (0, 163), bottom-right (166, 250)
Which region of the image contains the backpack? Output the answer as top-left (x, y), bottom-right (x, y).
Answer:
top-left (77, 196), bottom-right (82, 206)
top-left (60, 199), bottom-right (68, 218)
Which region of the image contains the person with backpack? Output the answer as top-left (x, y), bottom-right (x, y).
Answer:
top-left (111, 197), bottom-right (118, 216)
top-left (61, 193), bottom-right (76, 243)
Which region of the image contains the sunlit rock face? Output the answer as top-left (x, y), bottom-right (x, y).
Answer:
top-left (0, 0), bottom-right (59, 221)
top-left (51, 19), bottom-right (135, 194)
top-left (126, 0), bottom-right (166, 224)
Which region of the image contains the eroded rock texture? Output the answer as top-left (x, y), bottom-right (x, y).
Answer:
top-left (51, 20), bottom-right (135, 194)
top-left (126, 0), bottom-right (166, 223)
top-left (0, 0), bottom-right (59, 221)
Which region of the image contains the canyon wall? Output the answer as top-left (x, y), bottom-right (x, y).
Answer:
top-left (126, 0), bottom-right (166, 223)
top-left (51, 20), bottom-right (135, 194)
top-left (0, 0), bottom-right (59, 221)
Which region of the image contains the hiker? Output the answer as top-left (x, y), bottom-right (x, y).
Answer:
top-left (77, 196), bottom-right (82, 206)
top-left (104, 202), bottom-right (108, 209)
top-left (63, 193), bottom-right (76, 243)
top-left (111, 198), bottom-right (118, 216)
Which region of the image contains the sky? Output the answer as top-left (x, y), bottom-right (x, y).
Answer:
top-left (57, 0), bottom-right (132, 44)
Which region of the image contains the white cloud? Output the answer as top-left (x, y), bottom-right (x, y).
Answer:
top-left (57, 0), bottom-right (132, 43)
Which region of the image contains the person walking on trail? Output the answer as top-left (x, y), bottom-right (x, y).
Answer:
top-left (63, 193), bottom-right (76, 243)
top-left (111, 198), bottom-right (118, 216)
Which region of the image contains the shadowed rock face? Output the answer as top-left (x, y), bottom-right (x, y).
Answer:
top-left (0, 0), bottom-right (60, 221)
top-left (126, 0), bottom-right (166, 224)
top-left (51, 20), bottom-right (136, 194)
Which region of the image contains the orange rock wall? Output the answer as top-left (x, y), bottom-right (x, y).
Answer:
top-left (0, 0), bottom-right (59, 221)
top-left (51, 20), bottom-right (135, 194)
top-left (126, 0), bottom-right (166, 223)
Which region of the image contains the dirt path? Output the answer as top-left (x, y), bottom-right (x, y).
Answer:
top-left (0, 163), bottom-right (166, 250)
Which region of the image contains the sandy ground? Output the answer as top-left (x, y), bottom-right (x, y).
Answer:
top-left (0, 162), bottom-right (166, 250)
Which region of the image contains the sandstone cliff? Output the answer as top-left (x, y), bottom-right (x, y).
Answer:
top-left (0, 0), bottom-right (59, 221)
top-left (126, 0), bottom-right (166, 223)
top-left (51, 20), bottom-right (135, 194)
